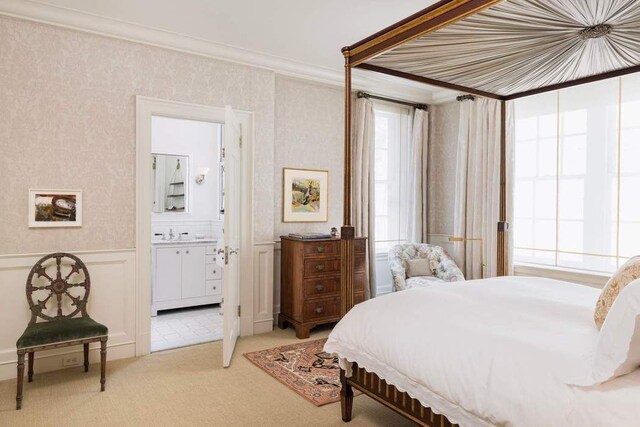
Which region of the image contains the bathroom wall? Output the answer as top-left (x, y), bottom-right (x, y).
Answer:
top-left (151, 116), bottom-right (222, 240)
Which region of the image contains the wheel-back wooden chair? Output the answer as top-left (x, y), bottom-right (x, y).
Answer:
top-left (15, 253), bottom-right (108, 409)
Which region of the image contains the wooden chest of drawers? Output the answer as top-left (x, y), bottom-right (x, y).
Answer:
top-left (278, 236), bottom-right (367, 339)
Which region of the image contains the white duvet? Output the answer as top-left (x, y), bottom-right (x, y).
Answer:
top-left (324, 276), bottom-right (640, 427)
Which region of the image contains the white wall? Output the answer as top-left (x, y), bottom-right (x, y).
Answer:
top-left (152, 116), bottom-right (221, 222)
top-left (151, 116), bottom-right (222, 239)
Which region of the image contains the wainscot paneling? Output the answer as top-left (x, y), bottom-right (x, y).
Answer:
top-left (253, 243), bottom-right (275, 334)
top-left (0, 249), bottom-right (135, 381)
top-left (273, 241), bottom-right (282, 323)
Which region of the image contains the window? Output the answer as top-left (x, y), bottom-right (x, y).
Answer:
top-left (374, 103), bottom-right (411, 254)
top-left (513, 74), bottom-right (640, 274)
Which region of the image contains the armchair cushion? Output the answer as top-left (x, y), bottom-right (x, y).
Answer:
top-left (406, 258), bottom-right (433, 278)
top-left (389, 243), bottom-right (464, 292)
top-left (17, 317), bottom-right (108, 349)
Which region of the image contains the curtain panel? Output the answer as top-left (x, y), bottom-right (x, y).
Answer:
top-left (453, 98), bottom-right (502, 279)
top-left (407, 108), bottom-right (429, 243)
top-left (353, 97), bottom-right (377, 299)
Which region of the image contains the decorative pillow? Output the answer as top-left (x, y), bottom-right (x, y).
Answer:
top-left (595, 256), bottom-right (640, 329)
top-left (571, 278), bottom-right (640, 386)
top-left (406, 259), bottom-right (433, 278)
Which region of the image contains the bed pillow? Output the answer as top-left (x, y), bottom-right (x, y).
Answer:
top-left (585, 278), bottom-right (640, 385)
top-left (406, 259), bottom-right (433, 278)
top-left (594, 256), bottom-right (640, 329)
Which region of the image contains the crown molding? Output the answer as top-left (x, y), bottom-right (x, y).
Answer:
top-left (0, 0), bottom-right (437, 103)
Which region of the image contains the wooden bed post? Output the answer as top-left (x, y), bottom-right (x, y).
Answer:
top-left (497, 99), bottom-right (508, 276)
top-left (340, 368), bottom-right (354, 422)
top-left (341, 47), bottom-right (356, 316)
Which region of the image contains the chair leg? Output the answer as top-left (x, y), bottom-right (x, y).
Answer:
top-left (16, 351), bottom-right (25, 410)
top-left (84, 343), bottom-right (89, 372)
top-left (100, 338), bottom-right (107, 392)
top-left (27, 352), bottom-right (34, 382)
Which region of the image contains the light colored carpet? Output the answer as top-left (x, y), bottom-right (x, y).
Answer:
top-left (0, 325), bottom-right (413, 426)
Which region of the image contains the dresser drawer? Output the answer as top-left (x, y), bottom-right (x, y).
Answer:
top-left (205, 254), bottom-right (219, 265)
top-left (355, 254), bottom-right (366, 272)
top-left (304, 276), bottom-right (340, 298)
top-left (303, 241), bottom-right (339, 257)
top-left (304, 297), bottom-right (340, 321)
top-left (206, 264), bottom-right (223, 280)
top-left (354, 292), bottom-right (365, 305)
top-left (354, 271), bottom-right (365, 293)
top-left (354, 239), bottom-right (366, 254)
top-left (304, 258), bottom-right (340, 277)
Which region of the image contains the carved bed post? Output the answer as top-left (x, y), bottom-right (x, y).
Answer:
top-left (340, 47), bottom-right (356, 316)
top-left (497, 99), bottom-right (508, 276)
top-left (340, 368), bottom-right (354, 422)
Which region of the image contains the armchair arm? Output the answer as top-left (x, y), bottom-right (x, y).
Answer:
top-left (388, 252), bottom-right (407, 291)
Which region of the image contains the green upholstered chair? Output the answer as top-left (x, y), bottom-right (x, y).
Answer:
top-left (16, 253), bottom-right (108, 410)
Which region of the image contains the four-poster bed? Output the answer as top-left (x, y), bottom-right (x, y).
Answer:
top-left (334, 0), bottom-right (640, 425)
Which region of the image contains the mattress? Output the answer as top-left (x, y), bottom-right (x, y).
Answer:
top-left (324, 276), bottom-right (640, 427)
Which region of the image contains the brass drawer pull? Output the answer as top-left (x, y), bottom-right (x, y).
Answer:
top-left (315, 284), bottom-right (325, 292)
top-left (315, 264), bottom-right (325, 271)
top-left (315, 307), bottom-right (324, 314)
top-left (316, 246), bottom-right (325, 253)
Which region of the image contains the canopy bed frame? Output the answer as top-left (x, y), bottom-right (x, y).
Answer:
top-left (336, 0), bottom-right (640, 425)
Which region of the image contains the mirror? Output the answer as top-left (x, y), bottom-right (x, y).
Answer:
top-left (152, 154), bottom-right (189, 213)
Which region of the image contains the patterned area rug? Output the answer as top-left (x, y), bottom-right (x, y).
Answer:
top-left (244, 338), bottom-right (355, 406)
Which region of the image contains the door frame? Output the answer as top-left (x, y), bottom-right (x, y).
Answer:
top-left (135, 96), bottom-right (254, 356)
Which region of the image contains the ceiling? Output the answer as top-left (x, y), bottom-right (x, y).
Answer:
top-left (32, 0), bottom-right (437, 70)
top-left (11, 0), bottom-right (455, 101)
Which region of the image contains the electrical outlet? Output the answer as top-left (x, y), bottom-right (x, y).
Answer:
top-left (62, 356), bottom-right (80, 367)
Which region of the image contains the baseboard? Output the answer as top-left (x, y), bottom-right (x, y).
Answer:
top-left (253, 319), bottom-right (273, 335)
top-left (0, 339), bottom-right (135, 381)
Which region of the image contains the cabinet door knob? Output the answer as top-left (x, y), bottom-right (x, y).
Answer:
top-left (315, 264), bottom-right (325, 271)
top-left (186, 250), bottom-right (189, 254)
top-left (316, 246), bottom-right (324, 253)
top-left (315, 284), bottom-right (325, 292)
top-left (315, 307), bottom-right (324, 314)
top-left (176, 251), bottom-right (180, 254)
top-left (213, 269), bottom-right (217, 274)
top-left (213, 286), bottom-right (217, 290)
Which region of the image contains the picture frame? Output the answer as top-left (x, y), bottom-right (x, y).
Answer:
top-left (28, 189), bottom-right (83, 228)
top-left (283, 168), bottom-right (328, 223)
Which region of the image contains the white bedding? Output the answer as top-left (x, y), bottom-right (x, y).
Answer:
top-left (324, 276), bottom-right (640, 427)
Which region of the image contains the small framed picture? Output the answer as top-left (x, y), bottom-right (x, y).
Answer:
top-left (28, 189), bottom-right (82, 228)
top-left (283, 168), bottom-right (328, 223)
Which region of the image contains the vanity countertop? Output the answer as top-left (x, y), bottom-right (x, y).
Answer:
top-left (152, 238), bottom-right (218, 246)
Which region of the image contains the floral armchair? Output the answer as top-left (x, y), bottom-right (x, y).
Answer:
top-left (388, 243), bottom-right (464, 292)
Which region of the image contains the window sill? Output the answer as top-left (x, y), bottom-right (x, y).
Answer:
top-left (513, 263), bottom-right (610, 288)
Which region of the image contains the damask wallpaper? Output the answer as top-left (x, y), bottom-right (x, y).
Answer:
top-left (0, 16), bottom-right (347, 254)
top-left (274, 76), bottom-right (344, 237)
top-left (428, 100), bottom-right (459, 236)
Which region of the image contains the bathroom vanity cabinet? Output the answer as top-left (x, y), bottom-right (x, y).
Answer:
top-left (152, 241), bottom-right (223, 316)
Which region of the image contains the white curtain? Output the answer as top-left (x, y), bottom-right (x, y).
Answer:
top-left (353, 97), bottom-right (376, 299)
top-left (452, 97), bottom-right (501, 279)
top-left (407, 108), bottom-right (429, 243)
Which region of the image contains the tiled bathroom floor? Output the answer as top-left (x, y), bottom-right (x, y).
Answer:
top-left (151, 305), bottom-right (223, 352)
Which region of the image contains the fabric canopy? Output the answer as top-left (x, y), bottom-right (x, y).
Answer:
top-left (367, 0), bottom-right (640, 97)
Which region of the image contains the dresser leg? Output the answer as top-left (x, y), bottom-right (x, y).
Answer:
top-left (277, 314), bottom-right (287, 330)
top-left (295, 324), bottom-right (311, 339)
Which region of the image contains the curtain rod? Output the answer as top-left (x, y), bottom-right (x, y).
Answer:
top-left (456, 94), bottom-right (476, 102)
top-left (356, 91), bottom-right (428, 110)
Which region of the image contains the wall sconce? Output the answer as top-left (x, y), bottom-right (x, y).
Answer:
top-left (195, 167), bottom-right (210, 185)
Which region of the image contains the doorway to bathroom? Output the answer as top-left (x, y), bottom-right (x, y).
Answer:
top-left (136, 97), bottom-right (254, 367)
top-left (149, 116), bottom-right (224, 352)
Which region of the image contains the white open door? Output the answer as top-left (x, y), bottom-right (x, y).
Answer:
top-left (222, 106), bottom-right (242, 367)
